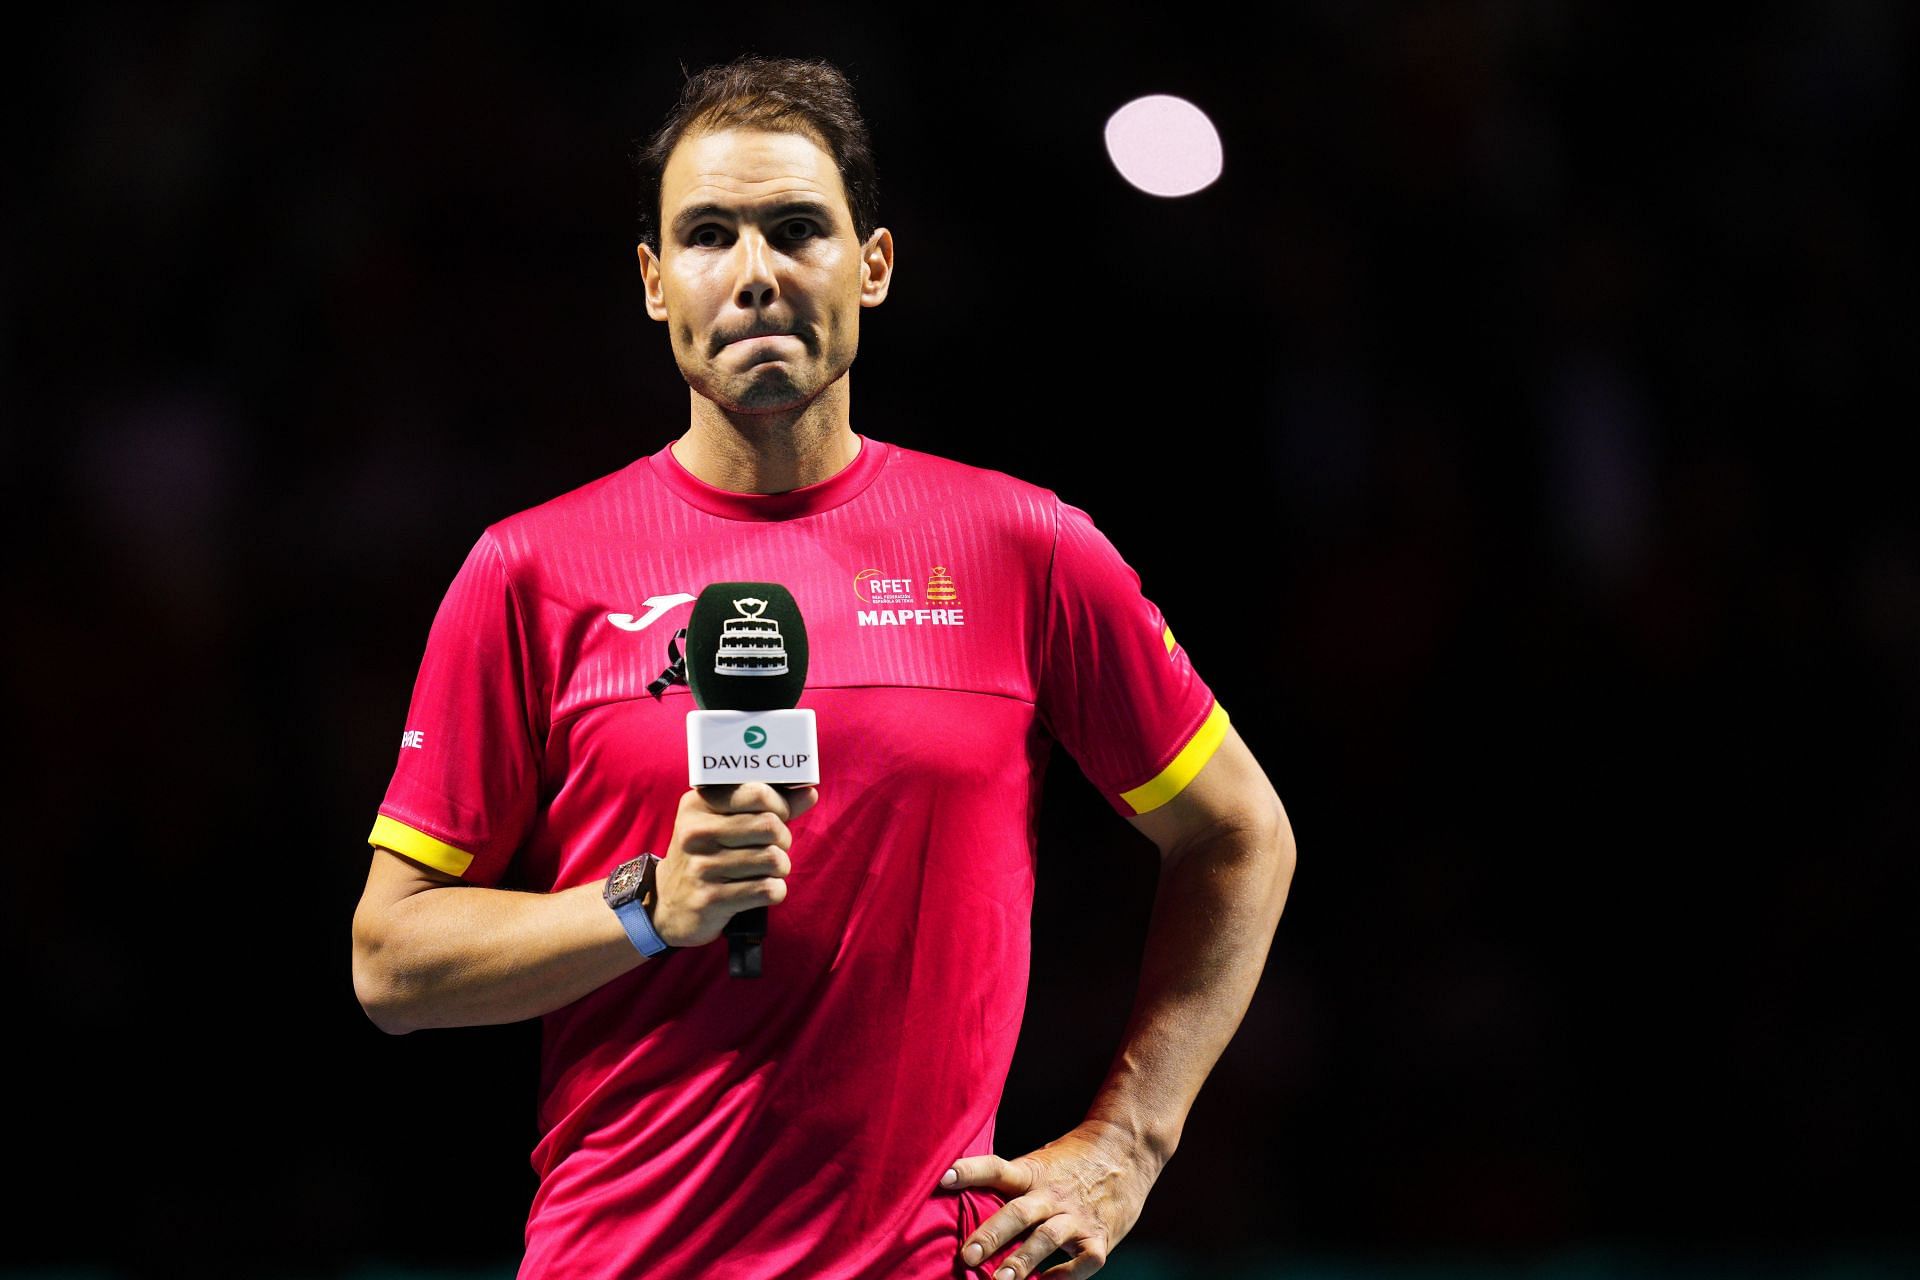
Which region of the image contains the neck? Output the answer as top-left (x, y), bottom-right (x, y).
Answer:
top-left (673, 380), bottom-right (859, 494)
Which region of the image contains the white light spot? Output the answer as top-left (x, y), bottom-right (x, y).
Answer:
top-left (1104, 94), bottom-right (1224, 197)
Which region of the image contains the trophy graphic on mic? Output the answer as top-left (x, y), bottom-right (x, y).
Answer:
top-left (713, 596), bottom-right (789, 676)
top-left (684, 583), bottom-right (819, 978)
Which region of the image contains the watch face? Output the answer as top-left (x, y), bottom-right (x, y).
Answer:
top-left (607, 860), bottom-right (646, 904)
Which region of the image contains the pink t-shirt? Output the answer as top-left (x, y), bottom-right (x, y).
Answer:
top-left (368, 434), bottom-right (1228, 1278)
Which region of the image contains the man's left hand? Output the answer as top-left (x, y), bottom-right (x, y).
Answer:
top-left (942, 1119), bottom-right (1162, 1279)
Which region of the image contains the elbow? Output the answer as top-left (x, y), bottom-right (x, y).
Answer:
top-left (356, 984), bottom-right (414, 1038)
top-left (1265, 792), bottom-right (1298, 900)
top-left (1274, 797), bottom-right (1297, 872)
top-left (351, 915), bottom-right (415, 1036)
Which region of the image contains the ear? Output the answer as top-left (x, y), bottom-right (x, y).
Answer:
top-left (637, 242), bottom-right (668, 321)
top-left (860, 227), bottom-right (894, 307)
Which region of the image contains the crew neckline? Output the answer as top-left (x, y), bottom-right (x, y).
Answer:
top-left (647, 433), bottom-right (889, 521)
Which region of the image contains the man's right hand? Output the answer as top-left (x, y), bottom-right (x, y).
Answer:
top-left (649, 782), bottom-right (820, 949)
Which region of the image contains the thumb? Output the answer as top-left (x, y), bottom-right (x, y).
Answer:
top-left (940, 1153), bottom-right (1020, 1191)
top-left (786, 784), bottom-right (821, 818)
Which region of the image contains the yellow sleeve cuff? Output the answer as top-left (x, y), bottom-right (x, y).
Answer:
top-left (1118, 700), bottom-right (1230, 815)
top-left (368, 814), bottom-right (476, 877)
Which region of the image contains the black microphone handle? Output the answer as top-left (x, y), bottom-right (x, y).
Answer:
top-left (723, 907), bottom-right (767, 978)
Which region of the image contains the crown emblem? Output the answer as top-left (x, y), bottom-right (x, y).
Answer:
top-left (927, 566), bottom-right (957, 604)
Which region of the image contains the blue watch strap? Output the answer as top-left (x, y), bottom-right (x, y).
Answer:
top-left (614, 895), bottom-right (672, 956)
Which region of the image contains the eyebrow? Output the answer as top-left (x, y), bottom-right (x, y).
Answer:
top-left (669, 200), bottom-right (839, 239)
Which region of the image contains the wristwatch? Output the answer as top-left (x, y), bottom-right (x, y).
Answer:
top-left (605, 853), bottom-right (676, 958)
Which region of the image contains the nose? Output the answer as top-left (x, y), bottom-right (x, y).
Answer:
top-left (730, 226), bottom-right (779, 309)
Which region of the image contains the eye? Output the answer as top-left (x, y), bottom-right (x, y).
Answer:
top-left (687, 220), bottom-right (821, 249)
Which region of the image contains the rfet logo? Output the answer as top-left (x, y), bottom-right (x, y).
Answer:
top-left (853, 568), bottom-right (914, 605)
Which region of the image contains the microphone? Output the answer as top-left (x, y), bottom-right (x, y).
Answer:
top-left (683, 582), bottom-right (819, 978)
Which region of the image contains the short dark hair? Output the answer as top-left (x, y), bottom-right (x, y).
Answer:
top-left (631, 54), bottom-right (880, 258)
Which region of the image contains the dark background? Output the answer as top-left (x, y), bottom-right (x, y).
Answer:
top-left (7, 2), bottom-right (1914, 1276)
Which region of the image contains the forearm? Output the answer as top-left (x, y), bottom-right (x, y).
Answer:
top-left (356, 879), bottom-right (647, 1034)
top-left (1084, 817), bottom-right (1296, 1168)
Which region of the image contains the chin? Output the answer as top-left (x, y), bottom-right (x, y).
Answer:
top-left (734, 370), bottom-right (816, 409)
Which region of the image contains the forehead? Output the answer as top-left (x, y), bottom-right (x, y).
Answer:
top-left (661, 126), bottom-right (851, 220)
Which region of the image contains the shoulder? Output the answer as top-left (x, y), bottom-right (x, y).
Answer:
top-left (476, 456), bottom-right (649, 572)
top-left (879, 440), bottom-right (1062, 540)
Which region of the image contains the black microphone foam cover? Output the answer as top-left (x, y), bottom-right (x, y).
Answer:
top-left (685, 582), bottom-right (809, 712)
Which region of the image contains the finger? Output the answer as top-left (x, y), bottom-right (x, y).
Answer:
top-left (1035, 1248), bottom-right (1108, 1280)
top-left (778, 783), bottom-right (820, 819)
top-left (712, 811), bottom-right (792, 850)
top-left (983, 1215), bottom-right (1072, 1280)
top-left (683, 812), bottom-right (789, 856)
top-left (723, 873), bottom-right (787, 906)
top-left (725, 846), bottom-right (790, 880)
top-left (696, 781), bottom-right (793, 819)
top-left (1009, 1215), bottom-right (1109, 1280)
top-left (693, 845), bottom-right (789, 880)
top-left (960, 1195), bottom-right (1047, 1271)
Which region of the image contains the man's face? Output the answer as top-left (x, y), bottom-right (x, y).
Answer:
top-left (638, 126), bottom-right (891, 415)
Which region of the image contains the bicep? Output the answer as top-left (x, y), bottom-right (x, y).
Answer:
top-left (1124, 724), bottom-right (1291, 866)
top-left (355, 844), bottom-right (463, 935)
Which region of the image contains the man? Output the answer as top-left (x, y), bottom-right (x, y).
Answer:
top-left (352, 54), bottom-right (1295, 1280)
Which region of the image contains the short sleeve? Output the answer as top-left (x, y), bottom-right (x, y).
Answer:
top-left (1036, 497), bottom-right (1229, 817)
top-left (367, 529), bottom-right (541, 886)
